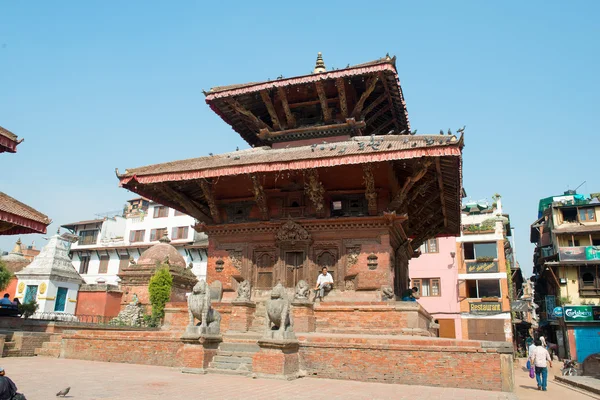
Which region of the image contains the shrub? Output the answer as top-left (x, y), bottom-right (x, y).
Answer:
top-left (0, 260), bottom-right (13, 292)
top-left (19, 301), bottom-right (38, 319)
top-left (148, 265), bottom-right (173, 322)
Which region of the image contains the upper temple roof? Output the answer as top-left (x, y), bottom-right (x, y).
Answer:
top-left (205, 55), bottom-right (410, 147)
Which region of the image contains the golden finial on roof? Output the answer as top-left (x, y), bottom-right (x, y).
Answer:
top-left (313, 52), bottom-right (326, 74)
top-left (11, 238), bottom-right (23, 255)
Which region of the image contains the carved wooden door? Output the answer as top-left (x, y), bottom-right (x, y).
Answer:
top-left (254, 252), bottom-right (274, 289)
top-left (285, 251), bottom-right (304, 288)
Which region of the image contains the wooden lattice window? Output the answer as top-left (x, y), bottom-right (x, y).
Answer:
top-left (153, 206), bottom-right (169, 218)
top-left (255, 252), bottom-right (274, 289)
top-left (98, 255), bottom-right (110, 274)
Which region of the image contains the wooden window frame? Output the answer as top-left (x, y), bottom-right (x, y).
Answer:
top-left (411, 278), bottom-right (441, 297)
top-left (423, 238), bottom-right (439, 254)
top-left (129, 229), bottom-right (145, 243)
top-left (150, 228), bottom-right (168, 241)
top-left (153, 206), bottom-right (169, 219)
top-left (174, 209), bottom-right (186, 217)
top-left (98, 255), bottom-right (110, 274)
top-left (466, 279), bottom-right (502, 299)
top-left (579, 208), bottom-right (596, 222)
top-left (171, 226), bottom-right (189, 240)
top-left (79, 255), bottom-right (90, 274)
top-left (118, 254), bottom-right (130, 272)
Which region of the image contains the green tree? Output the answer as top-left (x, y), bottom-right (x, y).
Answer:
top-left (0, 260), bottom-right (14, 292)
top-left (148, 265), bottom-right (173, 322)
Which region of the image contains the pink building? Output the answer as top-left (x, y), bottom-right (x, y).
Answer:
top-left (408, 237), bottom-right (461, 338)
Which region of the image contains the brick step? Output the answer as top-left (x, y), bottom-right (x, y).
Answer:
top-left (41, 342), bottom-right (61, 350)
top-left (49, 335), bottom-right (62, 343)
top-left (208, 361), bottom-right (252, 372)
top-left (3, 349), bottom-right (22, 357)
top-left (3, 341), bottom-right (16, 350)
top-left (34, 348), bottom-right (60, 358)
top-left (212, 355), bottom-right (253, 364)
top-left (206, 367), bottom-right (251, 376)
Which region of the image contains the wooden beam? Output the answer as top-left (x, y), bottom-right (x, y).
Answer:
top-left (258, 120), bottom-right (366, 141)
top-left (223, 97), bottom-right (271, 132)
top-left (371, 119), bottom-right (394, 136)
top-left (388, 160), bottom-right (432, 211)
top-left (251, 175), bottom-right (269, 221)
top-left (315, 81), bottom-right (333, 123)
top-left (155, 183), bottom-right (212, 224)
top-left (336, 78), bottom-right (348, 119)
top-left (435, 159), bottom-right (449, 228)
top-left (277, 87), bottom-right (296, 128)
top-left (379, 72), bottom-right (400, 130)
top-left (260, 90), bottom-right (282, 130)
top-left (288, 97), bottom-right (339, 109)
top-left (366, 105), bottom-right (391, 127)
top-left (351, 75), bottom-right (379, 118)
top-left (360, 93), bottom-right (387, 120)
top-left (199, 179), bottom-right (221, 224)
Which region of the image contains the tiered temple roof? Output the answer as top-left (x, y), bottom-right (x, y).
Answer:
top-left (205, 54), bottom-right (410, 146)
top-left (0, 126), bottom-right (21, 153)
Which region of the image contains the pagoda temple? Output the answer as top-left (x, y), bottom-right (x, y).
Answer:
top-left (117, 54), bottom-right (464, 298)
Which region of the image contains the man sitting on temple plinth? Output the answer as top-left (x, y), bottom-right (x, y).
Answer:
top-left (314, 267), bottom-right (333, 302)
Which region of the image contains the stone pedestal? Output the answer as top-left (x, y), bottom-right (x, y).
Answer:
top-left (291, 301), bottom-right (315, 332)
top-left (228, 301), bottom-right (256, 332)
top-left (181, 334), bottom-right (222, 374)
top-left (253, 338), bottom-right (300, 380)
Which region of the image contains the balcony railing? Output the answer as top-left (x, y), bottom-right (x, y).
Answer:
top-left (559, 246), bottom-right (600, 262)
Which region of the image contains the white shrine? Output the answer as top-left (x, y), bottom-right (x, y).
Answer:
top-left (15, 234), bottom-right (84, 316)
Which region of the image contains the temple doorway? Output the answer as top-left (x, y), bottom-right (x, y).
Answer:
top-left (284, 251), bottom-right (305, 288)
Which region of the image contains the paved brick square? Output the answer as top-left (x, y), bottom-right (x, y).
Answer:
top-left (0, 357), bottom-right (518, 400)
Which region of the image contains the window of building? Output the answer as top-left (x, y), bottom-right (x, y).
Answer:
top-left (330, 196), bottom-right (367, 217)
top-left (582, 272), bottom-right (595, 287)
top-left (567, 238), bottom-right (581, 247)
top-left (562, 208), bottom-right (577, 223)
top-left (171, 226), bottom-right (189, 240)
top-left (153, 206), bottom-right (169, 218)
top-left (463, 242), bottom-right (497, 260)
top-left (150, 228), bottom-right (168, 241)
top-left (466, 279), bottom-right (501, 298)
top-left (118, 254), bottom-right (130, 271)
top-left (78, 230), bottom-right (98, 246)
top-left (79, 255), bottom-right (90, 274)
top-left (593, 238), bottom-right (600, 246)
top-left (174, 209), bottom-right (186, 217)
top-left (412, 278), bottom-right (441, 296)
top-left (421, 239), bottom-right (439, 254)
top-left (98, 255), bottom-right (109, 274)
top-left (129, 230), bottom-right (145, 243)
top-left (54, 287), bottom-right (68, 312)
top-left (579, 208), bottom-right (596, 222)
top-left (579, 266), bottom-right (600, 296)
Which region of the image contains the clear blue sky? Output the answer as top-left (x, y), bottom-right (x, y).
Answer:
top-left (1, 1), bottom-right (599, 277)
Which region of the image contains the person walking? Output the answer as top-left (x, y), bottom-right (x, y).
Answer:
top-left (529, 338), bottom-right (552, 391)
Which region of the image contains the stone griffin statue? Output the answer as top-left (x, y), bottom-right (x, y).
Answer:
top-left (186, 280), bottom-right (221, 336)
top-left (265, 283), bottom-right (294, 339)
top-left (381, 285), bottom-right (395, 301)
top-left (294, 280), bottom-right (310, 301)
top-left (235, 280), bottom-right (251, 301)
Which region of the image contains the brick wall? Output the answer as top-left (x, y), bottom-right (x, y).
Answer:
top-left (76, 290), bottom-right (123, 318)
top-left (298, 334), bottom-right (512, 391)
top-left (162, 302), bottom-right (232, 332)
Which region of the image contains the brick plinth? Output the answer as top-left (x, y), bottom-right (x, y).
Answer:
top-left (297, 334), bottom-right (514, 392)
top-left (163, 302), bottom-right (232, 332)
top-left (314, 301), bottom-right (434, 335)
top-left (228, 301), bottom-right (256, 332)
top-left (253, 339), bottom-right (300, 380)
top-left (181, 335), bottom-right (222, 373)
top-left (291, 301), bottom-right (315, 333)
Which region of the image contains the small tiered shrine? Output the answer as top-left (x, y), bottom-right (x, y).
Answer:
top-left (117, 54), bottom-right (463, 298)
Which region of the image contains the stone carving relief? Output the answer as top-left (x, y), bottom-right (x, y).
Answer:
top-left (110, 298), bottom-right (143, 327)
top-left (265, 282), bottom-right (295, 339)
top-left (209, 280), bottom-right (223, 302)
top-left (344, 274), bottom-right (358, 291)
top-left (362, 164), bottom-right (378, 215)
top-left (228, 250), bottom-right (243, 271)
top-left (235, 280), bottom-right (252, 301)
top-left (347, 246), bottom-right (361, 267)
top-left (215, 259), bottom-right (225, 272)
top-left (185, 280), bottom-right (221, 336)
top-left (294, 280), bottom-right (310, 301)
top-left (275, 220), bottom-right (311, 245)
top-left (304, 169), bottom-right (325, 214)
top-left (381, 285), bottom-right (395, 301)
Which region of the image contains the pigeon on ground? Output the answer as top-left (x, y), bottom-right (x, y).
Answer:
top-left (56, 387), bottom-right (70, 397)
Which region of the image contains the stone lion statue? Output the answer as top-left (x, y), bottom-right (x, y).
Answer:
top-left (187, 280), bottom-right (221, 335)
top-left (294, 280), bottom-right (310, 301)
top-left (381, 285), bottom-right (395, 301)
top-left (265, 282), bottom-right (294, 339)
top-left (235, 280), bottom-right (251, 301)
